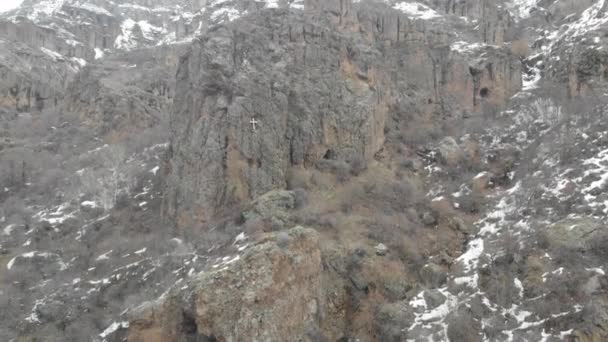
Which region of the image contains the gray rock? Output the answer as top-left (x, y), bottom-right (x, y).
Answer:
top-left (374, 301), bottom-right (414, 342)
top-left (424, 289), bottom-right (447, 309)
top-left (375, 243), bottom-right (389, 256)
top-left (422, 211), bottom-right (438, 226)
top-left (544, 218), bottom-right (607, 251)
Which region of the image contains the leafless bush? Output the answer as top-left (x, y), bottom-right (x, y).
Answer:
top-left (294, 208), bottom-right (341, 230)
top-left (293, 188), bottom-right (308, 209)
top-left (348, 155), bottom-right (368, 176)
top-left (286, 168), bottom-right (310, 190)
top-left (363, 177), bottom-right (420, 212)
top-left (458, 193), bottom-right (485, 213)
top-left (244, 218), bottom-right (267, 235)
top-left (78, 144), bottom-right (134, 210)
top-left (35, 168), bottom-right (64, 195)
top-left (446, 309), bottom-right (482, 342)
top-left (315, 159), bottom-right (351, 183)
top-left (397, 238), bottom-right (425, 272)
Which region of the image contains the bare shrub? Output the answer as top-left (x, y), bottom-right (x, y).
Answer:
top-left (334, 162), bottom-right (351, 183)
top-left (78, 144), bottom-right (133, 210)
top-left (348, 155), bottom-right (368, 176)
top-left (293, 188), bottom-right (308, 209)
top-left (286, 168), bottom-right (310, 190)
top-left (35, 168), bottom-right (64, 195)
top-left (359, 177), bottom-right (420, 212)
top-left (397, 238), bottom-right (425, 272)
top-left (446, 308), bottom-right (482, 342)
top-left (457, 193), bottom-right (485, 213)
top-left (398, 123), bottom-right (442, 146)
top-left (244, 218), bottom-right (267, 235)
top-left (294, 208), bottom-right (341, 230)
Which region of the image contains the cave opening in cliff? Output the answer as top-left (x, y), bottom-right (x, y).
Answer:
top-left (480, 87), bottom-right (490, 98)
top-left (323, 149), bottom-right (336, 160)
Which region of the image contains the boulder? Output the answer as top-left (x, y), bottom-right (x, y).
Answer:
top-left (544, 218), bottom-right (608, 251)
top-left (471, 171), bottom-right (492, 193)
top-left (438, 137), bottom-right (464, 166)
top-left (375, 243), bottom-right (389, 256)
top-left (374, 301), bottom-right (414, 342)
top-left (424, 289), bottom-right (447, 309)
top-left (128, 227), bottom-right (325, 342)
top-left (422, 211), bottom-right (438, 226)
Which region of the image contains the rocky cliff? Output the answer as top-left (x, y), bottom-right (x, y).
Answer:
top-left (129, 226), bottom-right (325, 341)
top-left (2, 0), bottom-right (608, 341)
top-left (164, 0), bottom-right (522, 228)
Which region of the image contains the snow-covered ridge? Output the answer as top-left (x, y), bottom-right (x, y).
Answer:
top-left (114, 18), bottom-right (167, 50)
top-left (22, 0), bottom-right (66, 21)
top-left (560, 0), bottom-right (608, 41)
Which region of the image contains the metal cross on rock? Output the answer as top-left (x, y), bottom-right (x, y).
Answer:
top-left (250, 118), bottom-right (259, 131)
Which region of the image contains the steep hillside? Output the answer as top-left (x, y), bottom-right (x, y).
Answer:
top-left (1, 0), bottom-right (608, 341)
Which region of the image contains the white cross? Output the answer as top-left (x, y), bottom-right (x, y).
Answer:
top-left (250, 118), bottom-right (259, 131)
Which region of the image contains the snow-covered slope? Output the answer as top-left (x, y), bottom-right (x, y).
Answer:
top-left (0, 0), bottom-right (310, 62)
top-left (2, 0), bottom-right (608, 341)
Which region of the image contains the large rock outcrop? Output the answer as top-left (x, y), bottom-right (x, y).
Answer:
top-left (128, 226), bottom-right (326, 342)
top-left (0, 39), bottom-right (79, 112)
top-left (63, 46), bottom-right (182, 136)
top-left (432, 0), bottom-right (515, 44)
top-left (164, 0), bottom-right (522, 228)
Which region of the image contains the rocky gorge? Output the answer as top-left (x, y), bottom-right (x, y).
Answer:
top-left (1, 0), bottom-right (608, 341)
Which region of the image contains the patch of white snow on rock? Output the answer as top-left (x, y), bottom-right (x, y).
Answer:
top-left (393, 1), bottom-right (441, 19)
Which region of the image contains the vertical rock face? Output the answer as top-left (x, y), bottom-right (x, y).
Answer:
top-left (0, 40), bottom-right (77, 112)
top-left (165, 8), bottom-right (392, 227)
top-left (431, 0), bottom-right (514, 44)
top-left (62, 46), bottom-right (182, 136)
top-left (164, 0), bottom-right (522, 228)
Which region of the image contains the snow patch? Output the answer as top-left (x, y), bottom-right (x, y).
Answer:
top-left (506, 0), bottom-right (539, 20)
top-left (134, 247), bottom-right (147, 255)
top-left (457, 238), bottom-right (484, 272)
top-left (3, 224), bottom-right (18, 236)
top-left (77, 3), bottom-right (113, 17)
top-left (40, 47), bottom-right (63, 61)
top-left (100, 321), bottom-right (129, 339)
top-left (393, 2), bottom-right (441, 19)
top-left (25, 0), bottom-right (65, 21)
top-left (81, 200), bottom-right (98, 208)
top-left (94, 48), bottom-right (104, 60)
top-left (233, 232), bottom-right (247, 245)
top-left (96, 250), bottom-right (112, 261)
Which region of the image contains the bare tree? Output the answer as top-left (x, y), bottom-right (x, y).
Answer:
top-left (79, 144), bottom-right (131, 210)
